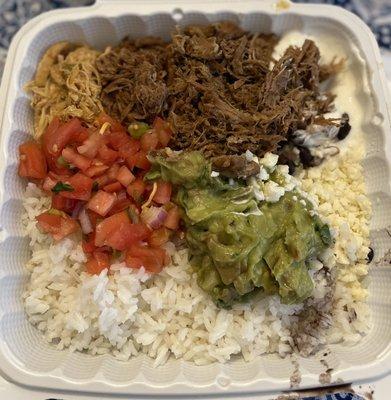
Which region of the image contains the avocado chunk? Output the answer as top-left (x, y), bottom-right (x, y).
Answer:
top-left (146, 151), bottom-right (331, 308)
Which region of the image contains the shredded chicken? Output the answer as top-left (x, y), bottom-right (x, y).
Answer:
top-left (25, 43), bottom-right (104, 137)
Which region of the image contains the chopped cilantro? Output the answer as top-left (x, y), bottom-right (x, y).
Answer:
top-left (127, 206), bottom-right (140, 223)
top-left (57, 156), bottom-right (70, 168)
top-left (51, 182), bottom-right (74, 194)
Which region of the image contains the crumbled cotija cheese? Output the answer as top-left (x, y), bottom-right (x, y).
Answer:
top-left (259, 153), bottom-right (279, 170)
top-left (299, 144), bottom-right (371, 264)
top-left (299, 143), bottom-right (372, 343)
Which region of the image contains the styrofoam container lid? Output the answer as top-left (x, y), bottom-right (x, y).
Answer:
top-left (0, 0), bottom-right (390, 396)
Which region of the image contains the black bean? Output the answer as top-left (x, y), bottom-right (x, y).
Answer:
top-left (337, 113), bottom-right (351, 140)
top-left (287, 160), bottom-right (296, 175)
top-left (366, 247), bottom-right (374, 263)
top-left (298, 146), bottom-right (315, 168)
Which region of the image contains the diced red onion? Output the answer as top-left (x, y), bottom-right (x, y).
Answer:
top-left (71, 201), bottom-right (83, 219)
top-left (117, 190), bottom-right (127, 201)
top-left (78, 207), bottom-right (93, 234)
top-left (43, 175), bottom-right (57, 191)
top-left (141, 206), bottom-right (167, 230)
top-left (77, 133), bottom-right (101, 159)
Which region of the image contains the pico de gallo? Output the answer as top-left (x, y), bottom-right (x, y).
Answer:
top-left (18, 114), bottom-right (181, 275)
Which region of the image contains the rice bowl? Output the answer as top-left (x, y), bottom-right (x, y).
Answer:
top-left (0, 2), bottom-right (390, 395)
top-left (21, 29), bottom-right (371, 367)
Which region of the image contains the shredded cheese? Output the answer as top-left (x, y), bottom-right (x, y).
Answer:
top-left (99, 122), bottom-right (111, 135)
top-left (142, 182), bottom-right (158, 209)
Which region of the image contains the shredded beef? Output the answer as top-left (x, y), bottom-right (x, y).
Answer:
top-left (96, 22), bottom-right (343, 161)
top-left (96, 37), bottom-right (168, 123)
top-left (212, 155), bottom-right (260, 179)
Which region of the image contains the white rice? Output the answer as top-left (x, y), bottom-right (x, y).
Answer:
top-left (22, 140), bottom-right (371, 366)
top-left (22, 186), bottom-right (305, 366)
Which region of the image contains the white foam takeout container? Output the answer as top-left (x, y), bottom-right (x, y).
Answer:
top-left (0, 0), bottom-right (390, 396)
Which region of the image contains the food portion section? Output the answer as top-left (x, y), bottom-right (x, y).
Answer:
top-left (18, 22), bottom-right (372, 366)
top-left (20, 114), bottom-right (178, 275)
top-left (146, 150), bottom-right (331, 307)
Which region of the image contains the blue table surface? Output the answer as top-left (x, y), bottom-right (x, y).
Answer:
top-left (0, 0), bottom-right (389, 399)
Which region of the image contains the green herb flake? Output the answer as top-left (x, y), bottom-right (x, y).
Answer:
top-left (127, 206), bottom-right (140, 223)
top-left (51, 182), bottom-right (74, 194)
top-left (57, 156), bottom-right (70, 168)
top-left (92, 182), bottom-right (99, 192)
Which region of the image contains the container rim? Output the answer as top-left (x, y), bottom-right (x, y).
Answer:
top-left (0, 0), bottom-right (390, 396)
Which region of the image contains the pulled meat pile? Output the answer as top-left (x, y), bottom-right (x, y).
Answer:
top-left (26, 43), bottom-right (103, 137)
top-left (96, 22), bottom-right (342, 159)
top-left (96, 37), bottom-right (168, 122)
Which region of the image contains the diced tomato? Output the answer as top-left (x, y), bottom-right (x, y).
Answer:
top-left (92, 164), bottom-right (122, 189)
top-left (43, 174), bottom-right (57, 191)
top-left (86, 251), bottom-right (109, 275)
top-left (107, 196), bottom-right (133, 216)
top-left (59, 173), bottom-right (93, 201)
top-left (127, 178), bottom-right (146, 203)
top-left (85, 163), bottom-right (109, 178)
top-left (103, 181), bottom-right (123, 193)
top-left (164, 205), bottom-right (181, 230)
top-left (95, 211), bottom-right (150, 250)
top-left (153, 181), bottom-right (172, 205)
top-left (126, 151), bottom-right (150, 171)
top-left (148, 227), bottom-right (171, 247)
top-left (87, 190), bottom-right (116, 217)
top-left (51, 194), bottom-right (78, 214)
top-left (108, 222), bottom-right (150, 251)
top-left (125, 244), bottom-right (168, 273)
top-left (18, 141), bottom-right (47, 179)
top-left (133, 150), bottom-right (151, 170)
top-left (153, 117), bottom-right (173, 147)
top-left (106, 129), bottom-right (131, 151)
top-left (82, 232), bottom-right (96, 254)
top-left (62, 147), bottom-right (92, 171)
top-left (42, 117), bottom-right (82, 172)
top-left (97, 144), bottom-right (118, 165)
top-left (42, 171), bottom-right (71, 192)
top-left (124, 155), bottom-right (135, 170)
top-left (36, 211), bottom-right (78, 241)
top-left (41, 117), bottom-right (61, 171)
top-left (140, 131), bottom-right (159, 152)
top-left (95, 211), bottom-right (129, 247)
top-left (95, 174), bottom-right (111, 188)
top-left (118, 138), bottom-right (140, 159)
top-left (96, 113), bottom-right (125, 133)
top-left (116, 166), bottom-right (135, 187)
top-left (77, 132), bottom-right (102, 159)
top-left (124, 256), bottom-right (143, 269)
top-left (72, 127), bottom-right (89, 144)
top-left (107, 163), bottom-right (120, 181)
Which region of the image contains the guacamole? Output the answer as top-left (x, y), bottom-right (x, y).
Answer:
top-left (146, 151), bottom-right (331, 308)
